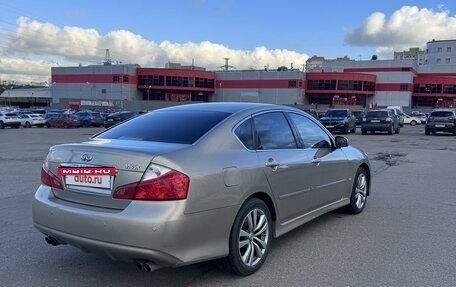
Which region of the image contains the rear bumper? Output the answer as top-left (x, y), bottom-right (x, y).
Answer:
top-left (426, 123), bottom-right (455, 133)
top-left (362, 123), bottom-right (391, 131)
top-left (33, 185), bottom-right (236, 267)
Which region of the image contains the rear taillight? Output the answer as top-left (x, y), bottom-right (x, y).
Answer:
top-left (41, 163), bottom-right (64, 190)
top-left (113, 164), bottom-right (189, 200)
top-left (448, 116), bottom-right (455, 120)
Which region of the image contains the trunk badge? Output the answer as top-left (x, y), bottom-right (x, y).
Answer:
top-left (81, 154), bottom-right (93, 162)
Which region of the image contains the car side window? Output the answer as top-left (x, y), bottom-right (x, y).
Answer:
top-left (234, 119), bottom-right (255, 150)
top-left (252, 112), bottom-right (297, 150)
top-left (288, 113), bottom-right (332, 149)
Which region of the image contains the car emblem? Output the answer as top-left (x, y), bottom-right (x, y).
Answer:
top-left (81, 154), bottom-right (93, 162)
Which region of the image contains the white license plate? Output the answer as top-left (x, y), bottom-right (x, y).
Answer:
top-left (66, 175), bottom-right (113, 189)
top-left (326, 125), bottom-right (334, 128)
top-left (371, 120), bottom-right (380, 123)
top-left (107, 119), bottom-right (114, 121)
top-left (435, 124), bottom-right (445, 127)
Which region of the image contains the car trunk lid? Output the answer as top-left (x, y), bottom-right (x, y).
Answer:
top-left (45, 138), bottom-right (189, 210)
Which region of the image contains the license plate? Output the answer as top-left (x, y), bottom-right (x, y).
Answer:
top-left (58, 167), bottom-right (116, 189)
top-left (326, 125), bottom-right (334, 128)
top-left (435, 124), bottom-right (445, 127)
top-left (107, 119), bottom-right (114, 121)
top-left (371, 120), bottom-right (380, 123)
top-left (66, 175), bottom-right (113, 189)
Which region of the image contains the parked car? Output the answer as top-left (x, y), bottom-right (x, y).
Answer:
top-left (75, 111), bottom-right (104, 127)
top-left (402, 114), bottom-right (420, 126)
top-left (319, 108), bottom-right (357, 134)
top-left (46, 114), bottom-right (81, 128)
top-left (425, 109), bottom-right (456, 135)
top-left (351, 110), bottom-right (365, 125)
top-left (361, 109), bottom-right (400, 135)
top-left (411, 113), bottom-right (428, 124)
top-left (33, 103), bottom-right (371, 275)
top-left (19, 114), bottom-right (46, 128)
top-left (103, 111), bottom-right (138, 128)
top-left (0, 112), bottom-right (21, 129)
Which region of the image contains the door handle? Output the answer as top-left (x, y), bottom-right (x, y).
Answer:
top-left (265, 158), bottom-right (280, 170)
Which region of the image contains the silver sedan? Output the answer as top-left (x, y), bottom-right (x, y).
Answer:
top-left (33, 102), bottom-right (371, 275)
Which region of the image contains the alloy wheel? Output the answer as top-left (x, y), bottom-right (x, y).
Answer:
top-left (238, 208), bottom-right (269, 267)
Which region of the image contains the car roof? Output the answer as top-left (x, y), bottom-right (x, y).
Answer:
top-left (156, 102), bottom-right (286, 114)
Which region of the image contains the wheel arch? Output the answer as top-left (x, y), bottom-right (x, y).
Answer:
top-left (245, 192), bottom-right (277, 223)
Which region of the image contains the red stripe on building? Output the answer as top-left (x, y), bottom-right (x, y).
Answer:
top-left (216, 80), bottom-right (300, 89)
top-left (52, 74), bottom-right (138, 84)
top-left (137, 68), bottom-right (215, 79)
top-left (306, 72), bottom-right (376, 81)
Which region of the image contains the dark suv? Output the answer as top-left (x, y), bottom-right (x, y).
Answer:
top-left (361, 109), bottom-right (400, 135)
top-left (425, 109), bottom-right (456, 135)
top-left (319, 109), bottom-right (356, 134)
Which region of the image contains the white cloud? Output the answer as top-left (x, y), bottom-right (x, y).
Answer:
top-left (0, 58), bottom-right (55, 83)
top-left (2, 17), bottom-right (309, 82)
top-left (345, 5), bottom-right (456, 56)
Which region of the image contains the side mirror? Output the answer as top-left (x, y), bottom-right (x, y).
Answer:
top-left (335, 136), bottom-right (349, 148)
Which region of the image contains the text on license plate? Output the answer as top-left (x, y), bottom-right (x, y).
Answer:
top-left (66, 175), bottom-right (112, 189)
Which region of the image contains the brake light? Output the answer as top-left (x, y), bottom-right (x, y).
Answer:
top-left (113, 164), bottom-right (189, 200)
top-left (41, 163), bottom-right (64, 190)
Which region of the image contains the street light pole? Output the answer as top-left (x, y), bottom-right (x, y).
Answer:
top-left (147, 85), bottom-right (151, 101)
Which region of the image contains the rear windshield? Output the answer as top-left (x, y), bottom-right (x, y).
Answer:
top-left (96, 110), bottom-right (232, 144)
top-left (430, 111), bottom-right (454, 117)
top-left (366, 111), bottom-right (388, 117)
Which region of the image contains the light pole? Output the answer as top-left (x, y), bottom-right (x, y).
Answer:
top-left (147, 85), bottom-right (151, 101)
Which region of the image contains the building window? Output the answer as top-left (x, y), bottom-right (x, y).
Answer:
top-left (447, 47), bottom-right (452, 52)
top-left (288, 80), bottom-right (297, 87)
top-left (113, 75), bottom-right (120, 82)
top-left (437, 47), bottom-right (442, 52)
top-left (436, 58), bottom-right (441, 63)
top-left (400, 84), bottom-right (408, 91)
top-left (446, 58), bottom-right (451, 63)
top-left (101, 89), bottom-right (106, 94)
top-left (123, 76), bottom-right (129, 83)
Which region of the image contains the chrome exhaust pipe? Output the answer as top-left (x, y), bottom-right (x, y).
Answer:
top-left (135, 261), bottom-right (160, 272)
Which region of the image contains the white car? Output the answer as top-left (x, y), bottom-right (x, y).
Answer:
top-left (19, 114), bottom-right (46, 128)
top-left (0, 112), bottom-right (21, 129)
top-left (402, 114), bottom-right (420, 126)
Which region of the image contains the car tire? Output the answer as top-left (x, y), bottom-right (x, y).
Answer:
top-left (63, 122), bottom-right (69, 129)
top-left (223, 198), bottom-right (272, 276)
top-left (351, 125), bottom-right (356, 133)
top-left (25, 121), bottom-right (31, 128)
top-left (46, 122), bottom-right (51, 128)
top-left (425, 127), bottom-right (430, 135)
top-left (361, 129), bottom-right (367, 135)
top-left (0, 121), bottom-right (4, 129)
top-left (410, 120), bottom-right (417, 126)
top-left (395, 126), bottom-right (400, 134)
top-left (83, 121), bottom-right (89, 128)
top-left (388, 124), bottom-right (393, 135)
top-left (344, 167), bottom-right (368, 214)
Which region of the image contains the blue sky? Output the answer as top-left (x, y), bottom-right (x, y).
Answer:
top-left (1, 0), bottom-right (456, 82)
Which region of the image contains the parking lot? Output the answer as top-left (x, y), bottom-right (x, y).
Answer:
top-left (1, 125), bottom-right (455, 286)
